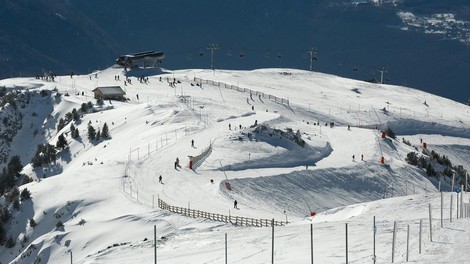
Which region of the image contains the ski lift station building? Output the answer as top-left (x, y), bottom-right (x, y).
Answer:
top-left (116, 50), bottom-right (165, 68)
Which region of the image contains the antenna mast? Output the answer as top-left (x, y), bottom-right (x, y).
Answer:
top-left (207, 44), bottom-right (219, 70)
top-left (378, 67), bottom-right (388, 84)
top-left (307, 48), bottom-right (318, 71)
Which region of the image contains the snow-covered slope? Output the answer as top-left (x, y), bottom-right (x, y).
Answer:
top-left (0, 67), bottom-right (469, 263)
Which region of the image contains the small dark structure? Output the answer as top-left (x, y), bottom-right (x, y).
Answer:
top-left (116, 50), bottom-right (165, 68)
top-left (92, 86), bottom-right (126, 101)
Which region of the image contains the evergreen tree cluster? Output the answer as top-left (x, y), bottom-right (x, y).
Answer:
top-left (406, 149), bottom-right (468, 181)
top-left (0, 205), bottom-right (11, 247)
top-left (87, 122), bottom-right (110, 141)
top-left (57, 102), bottom-right (95, 132)
top-left (0, 155), bottom-right (23, 195)
top-left (0, 186), bottom-right (30, 248)
top-left (0, 86), bottom-right (6, 97)
top-left (70, 123), bottom-right (80, 139)
top-left (31, 143), bottom-right (56, 168)
top-left (56, 134), bottom-right (68, 149)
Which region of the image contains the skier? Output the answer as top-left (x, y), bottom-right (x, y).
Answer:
top-left (361, 154), bottom-right (364, 161)
top-left (348, 125), bottom-right (351, 130)
top-left (191, 139), bottom-right (194, 147)
top-left (159, 175), bottom-right (163, 184)
top-left (229, 123), bottom-right (231, 130)
top-left (352, 155), bottom-right (355, 162)
top-left (234, 200), bottom-right (238, 209)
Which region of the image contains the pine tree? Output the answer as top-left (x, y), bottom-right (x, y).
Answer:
top-left (29, 218), bottom-right (37, 228)
top-left (81, 102), bottom-right (88, 112)
top-left (57, 118), bottom-right (66, 131)
top-left (87, 101), bottom-right (94, 110)
top-left (6, 156), bottom-right (22, 188)
top-left (72, 108), bottom-right (80, 121)
top-left (70, 123), bottom-right (76, 137)
top-left (20, 188), bottom-right (31, 200)
top-left (101, 123), bottom-right (109, 139)
top-left (73, 128), bottom-right (80, 139)
top-left (7, 156), bottom-right (22, 179)
top-left (0, 222), bottom-right (5, 245)
top-left (12, 197), bottom-right (20, 210)
top-left (65, 112), bottom-right (73, 122)
top-left (56, 134), bottom-right (68, 149)
top-left (87, 125), bottom-right (96, 140)
top-left (44, 143), bottom-right (57, 164)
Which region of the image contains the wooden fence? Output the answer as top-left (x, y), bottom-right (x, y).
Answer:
top-left (158, 198), bottom-right (287, 227)
top-left (194, 78), bottom-right (290, 106)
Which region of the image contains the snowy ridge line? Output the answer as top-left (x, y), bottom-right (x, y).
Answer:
top-left (157, 197), bottom-right (287, 227)
top-left (194, 77), bottom-right (290, 106)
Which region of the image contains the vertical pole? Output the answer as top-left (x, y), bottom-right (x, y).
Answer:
top-left (154, 225), bottom-right (157, 264)
top-left (373, 216), bottom-right (376, 264)
top-left (406, 225), bottom-right (410, 262)
top-left (457, 192), bottom-right (459, 219)
top-left (466, 173), bottom-right (468, 192)
top-left (310, 223), bottom-right (314, 264)
top-left (392, 221), bottom-right (396, 263)
top-left (438, 180), bottom-right (441, 192)
top-left (461, 185), bottom-right (464, 217)
top-left (419, 219), bottom-right (422, 254)
top-left (345, 223), bottom-right (348, 264)
top-left (271, 219), bottom-right (275, 264)
top-left (441, 192), bottom-right (443, 228)
top-left (70, 251), bottom-right (73, 264)
top-left (450, 194), bottom-right (453, 222)
top-left (428, 203), bottom-right (433, 242)
top-left (451, 174), bottom-right (455, 191)
top-left (225, 233), bottom-right (228, 264)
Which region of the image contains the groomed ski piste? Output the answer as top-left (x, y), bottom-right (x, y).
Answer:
top-left (1, 66), bottom-right (470, 263)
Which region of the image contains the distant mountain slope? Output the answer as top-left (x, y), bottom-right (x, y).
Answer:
top-left (0, 1), bottom-right (469, 98)
top-left (0, 0), bottom-right (119, 77)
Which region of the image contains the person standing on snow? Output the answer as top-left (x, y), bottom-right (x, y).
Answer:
top-left (234, 200), bottom-right (238, 209)
top-left (159, 175), bottom-right (163, 184)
